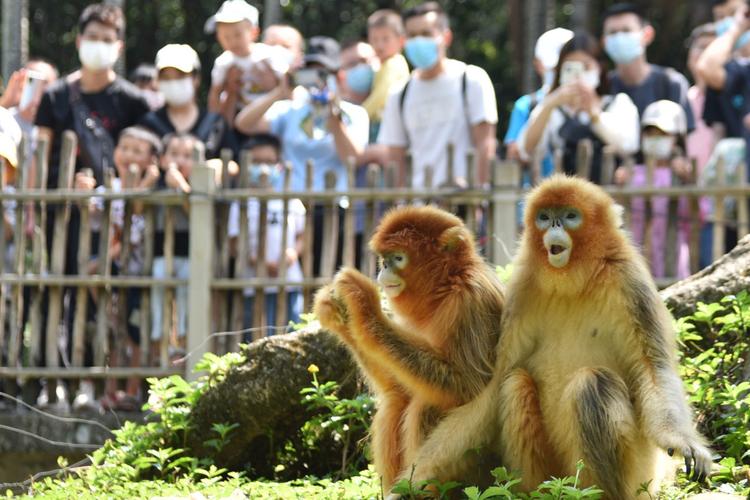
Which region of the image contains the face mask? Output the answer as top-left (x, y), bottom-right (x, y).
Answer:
top-left (249, 163), bottom-right (281, 185)
top-left (404, 36), bottom-right (440, 70)
top-left (581, 69), bottom-right (600, 89)
top-left (267, 45), bottom-right (296, 75)
top-left (642, 136), bottom-right (674, 159)
top-left (716, 16), bottom-right (735, 36)
top-left (158, 78), bottom-right (195, 106)
top-left (346, 63), bottom-right (374, 94)
top-left (737, 30), bottom-right (750, 50)
top-left (79, 40), bottom-right (120, 71)
top-left (604, 32), bottom-right (644, 64)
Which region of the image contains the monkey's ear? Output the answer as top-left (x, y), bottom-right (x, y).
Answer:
top-left (439, 226), bottom-right (468, 252)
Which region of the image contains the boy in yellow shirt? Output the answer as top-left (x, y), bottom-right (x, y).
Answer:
top-left (363, 9), bottom-right (410, 131)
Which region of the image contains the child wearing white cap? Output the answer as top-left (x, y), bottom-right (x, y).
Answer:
top-left (206, 0), bottom-right (292, 124)
top-left (623, 99), bottom-right (693, 279)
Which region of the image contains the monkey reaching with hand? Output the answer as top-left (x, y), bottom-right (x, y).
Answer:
top-left (401, 176), bottom-right (712, 499)
top-left (313, 205), bottom-right (505, 491)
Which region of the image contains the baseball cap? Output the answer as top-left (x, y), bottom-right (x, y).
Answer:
top-left (204, 0), bottom-right (259, 34)
top-left (155, 44), bottom-right (202, 73)
top-left (534, 28), bottom-right (574, 70)
top-left (641, 100), bottom-right (688, 135)
top-left (304, 36), bottom-right (341, 72)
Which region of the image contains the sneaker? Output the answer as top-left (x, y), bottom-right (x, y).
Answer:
top-left (72, 380), bottom-right (99, 413)
top-left (37, 383), bottom-right (70, 413)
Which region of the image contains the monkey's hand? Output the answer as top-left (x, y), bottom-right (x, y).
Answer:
top-left (333, 267), bottom-right (383, 328)
top-left (662, 436), bottom-right (712, 483)
top-left (313, 284), bottom-right (353, 344)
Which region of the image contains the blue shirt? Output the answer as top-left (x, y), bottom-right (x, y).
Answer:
top-left (267, 98), bottom-right (369, 192)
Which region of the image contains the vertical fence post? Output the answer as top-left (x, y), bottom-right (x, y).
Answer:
top-left (491, 159), bottom-right (520, 265)
top-left (186, 164), bottom-right (215, 381)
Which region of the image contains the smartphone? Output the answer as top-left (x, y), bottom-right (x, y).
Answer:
top-left (292, 68), bottom-right (326, 89)
top-left (559, 61), bottom-right (585, 87)
top-left (19, 70), bottom-right (46, 110)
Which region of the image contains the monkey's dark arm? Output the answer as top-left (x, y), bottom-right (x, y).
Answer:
top-left (623, 263), bottom-right (712, 481)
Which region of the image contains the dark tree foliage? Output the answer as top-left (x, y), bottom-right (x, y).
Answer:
top-left (27, 0), bottom-right (712, 136)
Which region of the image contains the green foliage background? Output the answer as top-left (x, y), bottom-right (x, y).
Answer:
top-left (26, 0), bottom-right (713, 135)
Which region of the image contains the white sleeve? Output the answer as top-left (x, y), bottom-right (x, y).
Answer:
top-left (211, 52), bottom-right (233, 86)
top-left (289, 199), bottom-right (306, 237)
top-left (377, 86), bottom-right (409, 147)
top-left (343, 103), bottom-right (370, 150)
top-left (593, 93), bottom-right (640, 155)
top-left (466, 65), bottom-right (498, 125)
top-left (516, 105), bottom-right (559, 162)
top-left (227, 201), bottom-right (240, 237)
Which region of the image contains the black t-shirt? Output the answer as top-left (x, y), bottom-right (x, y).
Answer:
top-left (608, 64), bottom-right (696, 132)
top-left (139, 106), bottom-right (238, 160)
top-left (35, 76), bottom-right (150, 189)
top-left (703, 87), bottom-right (744, 138)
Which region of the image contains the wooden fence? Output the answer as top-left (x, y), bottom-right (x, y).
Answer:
top-left (0, 133), bottom-right (747, 405)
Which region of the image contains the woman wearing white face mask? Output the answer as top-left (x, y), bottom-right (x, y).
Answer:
top-left (140, 44), bottom-right (237, 162)
top-left (518, 31), bottom-right (640, 184)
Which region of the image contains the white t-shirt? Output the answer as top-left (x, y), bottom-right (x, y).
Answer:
top-left (211, 43), bottom-right (278, 106)
top-left (92, 178), bottom-right (145, 274)
top-left (517, 92), bottom-right (640, 161)
top-left (378, 59), bottom-right (498, 188)
top-left (228, 198), bottom-right (305, 295)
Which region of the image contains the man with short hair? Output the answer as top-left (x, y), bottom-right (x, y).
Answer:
top-left (32, 3), bottom-right (149, 407)
top-left (378, 1), bottom-right (497, 187)
top-left (602, 3), bottom-right (694, 136)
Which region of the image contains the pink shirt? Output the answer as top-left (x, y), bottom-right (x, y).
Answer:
top-left (686, 85), bottom-right (716, 221)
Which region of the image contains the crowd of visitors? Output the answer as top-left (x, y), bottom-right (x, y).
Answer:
top-left (0, 0), bottom-right (748, 409)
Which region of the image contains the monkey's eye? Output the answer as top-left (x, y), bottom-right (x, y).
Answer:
top-left (562, 209), bottom-right (582, 229)
top-left (535, 210), bottom-right (551, 229)
top-left (391, 252), bottom-right (409, 270)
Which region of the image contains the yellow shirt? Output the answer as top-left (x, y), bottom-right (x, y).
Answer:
top-left (362, 53), bottom-right (410, 123)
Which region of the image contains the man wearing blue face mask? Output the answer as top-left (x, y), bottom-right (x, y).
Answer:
top-left (602, 3), bottom-right (695, 150)
top-left (697, 0), bottom-right (750, 144)
top-left (697, 2), bottom-right (750, 183)
top-left (378, 2), bottom-right (498, 188)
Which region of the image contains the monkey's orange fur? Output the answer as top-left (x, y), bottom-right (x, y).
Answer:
top-left (399, 177), bottom-right (712, 499)
top-left (314, 205), bottom-right (504, 490)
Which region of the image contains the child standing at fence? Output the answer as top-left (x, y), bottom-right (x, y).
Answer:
top-left (626, 100), bottom-right (693, 279)
top-left (227, 134), bottom-right (304, 335)
top-left (101, 126), bottom-right (161, 410)
top-left (151, 133), bottom-right (201, 361)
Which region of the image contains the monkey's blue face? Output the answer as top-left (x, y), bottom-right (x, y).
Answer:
top-left (377, 251), bottom-right (409, 297)
top-left (535, 207), bottom-right (583, 268)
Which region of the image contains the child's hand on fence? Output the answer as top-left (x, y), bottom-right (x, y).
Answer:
top-left (671, 157), bottom-right (693, 183)
top-left (140, 164), bottom-right (160, 189)
top-left (165, 165), bottom-right (190, 193)
top-left (614, 165), bottom-right (629, 186)
top-left (74, 171), bottom-right (96, 191)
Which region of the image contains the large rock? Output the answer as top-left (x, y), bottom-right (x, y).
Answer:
top-left (187, 327), bottom-right (360, 478)
top-left (661, 234), bottom-right (750, 318)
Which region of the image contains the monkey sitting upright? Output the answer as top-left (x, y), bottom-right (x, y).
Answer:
top-left (399, 176), bottom-right (712, 499)
top-left (313, 205), bottom-right (504, 491)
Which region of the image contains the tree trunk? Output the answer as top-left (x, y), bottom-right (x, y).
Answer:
top-left (661, 235), bottom-right (750, 319)
top-left (187, 327), bottom-right (360, 478)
